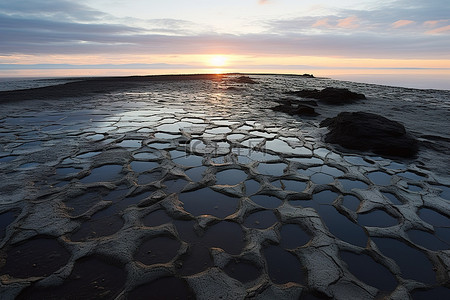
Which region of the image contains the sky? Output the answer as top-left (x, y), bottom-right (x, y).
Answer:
top-left (0, 0), bottom-right (449, 88)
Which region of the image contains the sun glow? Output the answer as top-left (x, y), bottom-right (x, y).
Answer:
top-left (209, 55), bottom-right (228, 67)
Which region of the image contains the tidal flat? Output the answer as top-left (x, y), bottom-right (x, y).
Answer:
top-left (0, 74), bottom-right (449, 299)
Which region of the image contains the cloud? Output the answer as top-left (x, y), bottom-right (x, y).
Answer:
top-left (426, 25), bottom-right (450, 34)
top-left (337, 16), bottom-right (359, 29)
top-left (0, 0), bottom-right (449, 62)
top-left (258, 0), bottom-right (270, 5)
top-left (0, 0), bottom-right (106, 21)
top-left (0, 63), bottom-right (196, 70)
top-left (391, 20), bottom-right (415, 28)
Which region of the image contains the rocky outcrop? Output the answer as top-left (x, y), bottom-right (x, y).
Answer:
top-left (229, 76), bottom-right (258, 84)
top-left (287, 87), bottom-right (366, 104)
top-left (271, 98), bottom-right (318, 116)
top-left (320, 112), bottom-right (418, 157)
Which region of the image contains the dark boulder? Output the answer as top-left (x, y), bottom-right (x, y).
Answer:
top-left (229, 76), bottom-right (258, 84)
top-left (287, 87), bottom-right (366, 104)
top-left (272, 103), bottom-right (318, 116)
top-left (320, 112), bottom-right (418, 157)
top-left (301, 73), bottom-right (315, 78)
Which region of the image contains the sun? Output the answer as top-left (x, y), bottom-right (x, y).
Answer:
top-left (209, 55), bottom-right (228, 67)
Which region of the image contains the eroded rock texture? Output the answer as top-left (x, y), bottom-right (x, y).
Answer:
top-left (0, 75), bottom-right (449, 299)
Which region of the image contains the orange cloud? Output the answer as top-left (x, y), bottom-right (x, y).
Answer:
top-left (337, 16), bottom-right (359, 29)
top-left (423, 19), bottom-right (449, 27)
top-left (391, 20), bottom-right (415, 28)
top-left (426, 25), bottom-right (450, 34)
top-left (258, 0), bottom-right (269, 4)
top-left (312, 18), bottom-right (331, 28)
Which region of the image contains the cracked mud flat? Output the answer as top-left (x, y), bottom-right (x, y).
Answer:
top-left (0, 74), bottom-right (449, 299)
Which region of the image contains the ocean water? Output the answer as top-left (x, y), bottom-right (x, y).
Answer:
top-left (0, 77), bottom-right (79, 91)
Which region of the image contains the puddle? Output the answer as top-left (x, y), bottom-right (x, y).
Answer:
top-left (163, 179), bottom-right (188, 193)
top-left (237, 125), bottom-right (253, 131)
top-left (117, 192), bottom-right (152, 211)
top-left (382, 192), bottom-right (402, 205)
top-left (339, 179), bottom-right (369, 190)
top-left (411, 287), bottom-right (450, 300)
top-left (203, 221), bottom-right (244, 255)
top-left (133, 152), bottom-right (159, 160)
top-left (179, 188), bottom-right (239, 218)
top-left (227, 134), bottom-right (246, 141)
top-left (434, 185), bottom-right (450, 200)
top-left (359, 210), bottom-right (398, 228)
top-left (371, 237), bottom-right (436, 284)
top-left (310, 173), bottom-right (334, 185)
top-left (117, 139), bottom-right (142, 148)
top-left (56, 167), bottom-right (81, 176)
top-left (143, 210), bottom-right (172, 227)
top-left (185, 166), bottom-right (207, 182)
top-left (243, 210), bottom-right (278, 229)
top-left (317, 205), bottom-right (367, 247)
top-left (223, 259), bottom-right (261, 283)
top-left (0, 210), bottom-right (18, 240)
top-left (174, 220), bottom-right (244, 275)
top-left (397, 171), bottom-right (427, 181)
top-left (64, 192), bottom-right (102, 216)
top-left (71, 214), bottom-right (124, 241)
top-left (215, 169), bottom-right (248, 185)
top-left (130, 161), bottom-right (159, 173)
top-left (343, 156), bottom-right (373, 166)
top-left (312, 165), bottom-right (344, 177)
top-left (241, 138), bottom-right (264, 148)
top-left (205, 127), bottom-right (232, 134)
top-left (367, 171), bottom-right (392, 186)
top-left (172, 153), bottom-right (203, 167)
top-left (155, 132), bottom-right (181, 139)
top-left (280, 224), bottom-right (310, 249)
top-left (178, 243), bottom-right (213, 276)
top-left (0, 236), bottom-right (70, 278)
top-left (17, 162), bottom-right (40, 170)
top-left (245, 180), bottom-right (260, 195)
top-left (408, 184), bottom-right (422, 192)
top-left (263, 245), bottom-right (305, 284)
top-left (102, 186), bottom-right (129, 203)
top-left (385, 162), bottom-right (407, 170)
top-left (148, 142), bottom-right (172, 150)
top-left (342, 195), bottom-right (361, 211)
top-left (157, 122), bottom-right (195, 133)
top-left (340, 251), bottom-right (397, 292)
top-left (265, 139), bottom-right (295, 154)
top-left (249, 130), bottom-right (276, 138)
top-left (18, 255), bottom-right (126, 299)
top-left (313, 190), bottom-right (339, 205)
top-left (86, 134), bottom-right (104, 141)
top-left (246, 150), bottom-right (279, 162)
top-left (272, 180), bottom-right (307, 192)
top-left (0, 155), bottom-right (17, 163)
top-left (128, 277), bottom-right (194, 299)
top-left (134, 236), bottom-right (180, 265)
top-left (137, 170), bottom-right (162, 185)
top-left (80, 165), bottom-right (122, 183)
top-left (407, 230), bottom-right (450, 251)
top-left (257, 163), bottom-right (287, 177)
top-left (418, 208), bottom-right (450, 227)
top-left (250, 195), bottom-right (282, 209)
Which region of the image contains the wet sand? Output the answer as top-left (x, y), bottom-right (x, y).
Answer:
top-left (0, 74), bottom-right (449, 299)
